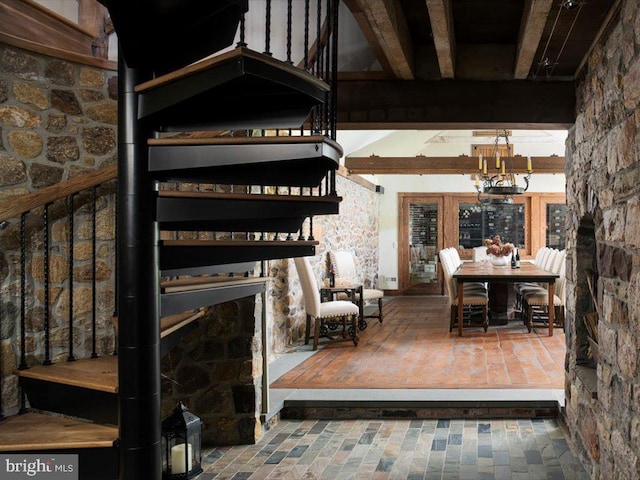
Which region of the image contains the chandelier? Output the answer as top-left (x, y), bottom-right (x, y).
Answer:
top-left (474, 129), bottom-right (532, 204)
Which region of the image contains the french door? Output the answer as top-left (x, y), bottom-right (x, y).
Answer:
top-left (399, 194), bottom-right (444, 294)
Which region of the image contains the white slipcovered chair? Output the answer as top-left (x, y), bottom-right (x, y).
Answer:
top-left (328, 251), bottom-right (384, 328)
top-left (294, 257), bottom-right (360, 350)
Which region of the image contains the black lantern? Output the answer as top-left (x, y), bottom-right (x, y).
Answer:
top-left (161, 402), bottom-right (203, 479)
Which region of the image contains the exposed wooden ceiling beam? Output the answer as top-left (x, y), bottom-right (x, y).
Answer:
top-left (341, 0), bottom-right (395, 77)
top-left (337, 79), bottom-right (575, 128)
top-left (345, 155), bottom-right (565, 175)
top-left (514, 0), bottom-right (554, 79)
top-left (343, 0), bottom-right (415, 79)
top-left (425, 0), bottom-right (455, 79)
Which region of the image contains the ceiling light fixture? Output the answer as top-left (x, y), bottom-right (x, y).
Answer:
top-left (473, 129), bottom-right (532, 205)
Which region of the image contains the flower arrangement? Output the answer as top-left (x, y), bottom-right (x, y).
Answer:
top-left (484, 235), bottom-right (515, 257)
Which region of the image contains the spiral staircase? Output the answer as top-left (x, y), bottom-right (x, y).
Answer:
top-left (1, 1), bottom-right (343, 479)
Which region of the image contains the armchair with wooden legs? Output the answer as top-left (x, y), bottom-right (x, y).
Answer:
top-left (294, 257), bottom-right (360, 350)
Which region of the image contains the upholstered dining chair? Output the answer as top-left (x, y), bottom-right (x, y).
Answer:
top-left (439, 248), bottom-right (488, 332)
top-left (328, 251), bottom-right (385, 327)
top-left (521, 255), bottom-right (566, 332)
top-left (294, 257), bottom-right (360, 350)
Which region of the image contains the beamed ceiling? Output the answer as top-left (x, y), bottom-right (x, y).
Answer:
top-left (337, 0), bottom-right (619, 129)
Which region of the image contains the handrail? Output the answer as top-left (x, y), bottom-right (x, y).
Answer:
top-left (0, 165), bottom-right (117, 222)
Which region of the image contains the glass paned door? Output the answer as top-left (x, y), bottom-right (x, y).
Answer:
top-left (409, 203), bottom-right (439, 286)
top-left (400, 195), bottom-right (443, 295)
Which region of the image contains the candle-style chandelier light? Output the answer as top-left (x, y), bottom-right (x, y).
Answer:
top-left (474, 129), bottom-right (532, 204)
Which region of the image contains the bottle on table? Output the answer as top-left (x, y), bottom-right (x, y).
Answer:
top-left (511, 250), bottom-right (517, 269)
top-left (515, 248), bottom-right (521, 268)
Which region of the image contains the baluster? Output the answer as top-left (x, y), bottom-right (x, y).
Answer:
top-left (19, 214), bottom-right (28, 412)
top-left (264, 0), bottom-right (272, 56)
top-left (330, 0), bottom-right (340, 140)
top-left (0, 222), bottom-right (5, 420)
top-left (304, 0), bottom-right (310, 70)
top-left (68, 195), bottom-right (76, 362)
top-left (308, 216), bottom-right (315, 241)
top-left (286, 0), bottom-right (293, 64)
top-left (297, 186), bottom-right (305, 240)
top-left (324, 0), bottom-right (332, 136)
top-left (19, 213), bottom-right (27, 371)
top-left (330, 169), bottom-right (337, 197)
top-left (314, 0), bottom-right (323, 133)
top-left (43, 203), bottom-right (51, 366)
top-left (112, 186), bottom-right (117, 356)
top-left (236, 12), bottom-right (247, 47)
top-left (91, 186), bottom-right (98, 358)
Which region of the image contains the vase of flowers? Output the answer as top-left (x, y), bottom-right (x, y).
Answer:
top-left (484, 235), bottom-right (515, 266)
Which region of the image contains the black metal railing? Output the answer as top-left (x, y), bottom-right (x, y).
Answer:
top-left (233, 0), bottom-right (340, 139)
top-left (0, 169), bottom-right (117, 416)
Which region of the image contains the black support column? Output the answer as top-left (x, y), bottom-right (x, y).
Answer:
top-left (117, 54), bottom-right (161, 480)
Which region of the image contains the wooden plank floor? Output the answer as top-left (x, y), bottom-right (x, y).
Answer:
top-left (271, 296), bottom-right (565, 390)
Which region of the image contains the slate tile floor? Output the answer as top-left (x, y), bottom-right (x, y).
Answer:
top-left (201, 418), bottom-right (588, 479)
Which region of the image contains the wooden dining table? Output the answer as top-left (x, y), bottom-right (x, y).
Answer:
top-left (453, 261), bottom-right (560, 337)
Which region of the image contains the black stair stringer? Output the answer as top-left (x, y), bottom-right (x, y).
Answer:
top-left (156, 194), bottom-right (341, 232)
top-left (18, 377), bottom-right (117, 425)
top-left (136, 48), bottom-right (329, 131)
top-left (160, 281), bottom-right (266, 318)
top-left (148, 136), bottom-right (341, 186)
top-left (160, 261), bottom-right (256, 278)
top-left (160, 242), bottom-right (317, 273)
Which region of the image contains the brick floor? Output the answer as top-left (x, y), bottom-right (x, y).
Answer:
top-left (201, 418), bottom-right (588, 479)
top-left (271, 296), bottom-right (565, 390)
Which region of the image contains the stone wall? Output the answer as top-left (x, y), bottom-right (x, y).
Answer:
top-left (161, 296), bottom-right (264, 446)
top-left (266, 175), bottom-right (380, 356)
top-left (565, 1), bottom-right (640, 478)
top-left (0, 44), bottom-right (118, 412)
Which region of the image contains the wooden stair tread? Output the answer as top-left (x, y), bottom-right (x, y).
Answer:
top-left (0, 413), bottom-right (118, 451)
top-left (14, 356), bottom-right (118, 394)
top-left (161, 275), bottom-right (268, 293)
top-left (149, 134), bottom-right (342, 153)
top-left (135, 47), bottom-right (329, 94)
top-left (160, 310), bottom-right (205, 339)
top-left (161, 240), bottom-right (319, 247)
top-left (158, 191), bottom-right (342, 203)
top-left (112, 310), bottom-right (207, 338)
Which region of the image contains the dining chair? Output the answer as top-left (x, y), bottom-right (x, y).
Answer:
top-left (443, 247), bottom-right (487, 292)
top-left (439, 249), bottom-right (488, 332)
top-left (522, 255), bottom-right (566, 332)
top-left (293, 257), bottom-right (360, 350)
top-left (328, 251), bottom-right (385, 326)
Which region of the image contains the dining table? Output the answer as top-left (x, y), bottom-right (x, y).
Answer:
top-left (453, 261), bottom-right (560, 337)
